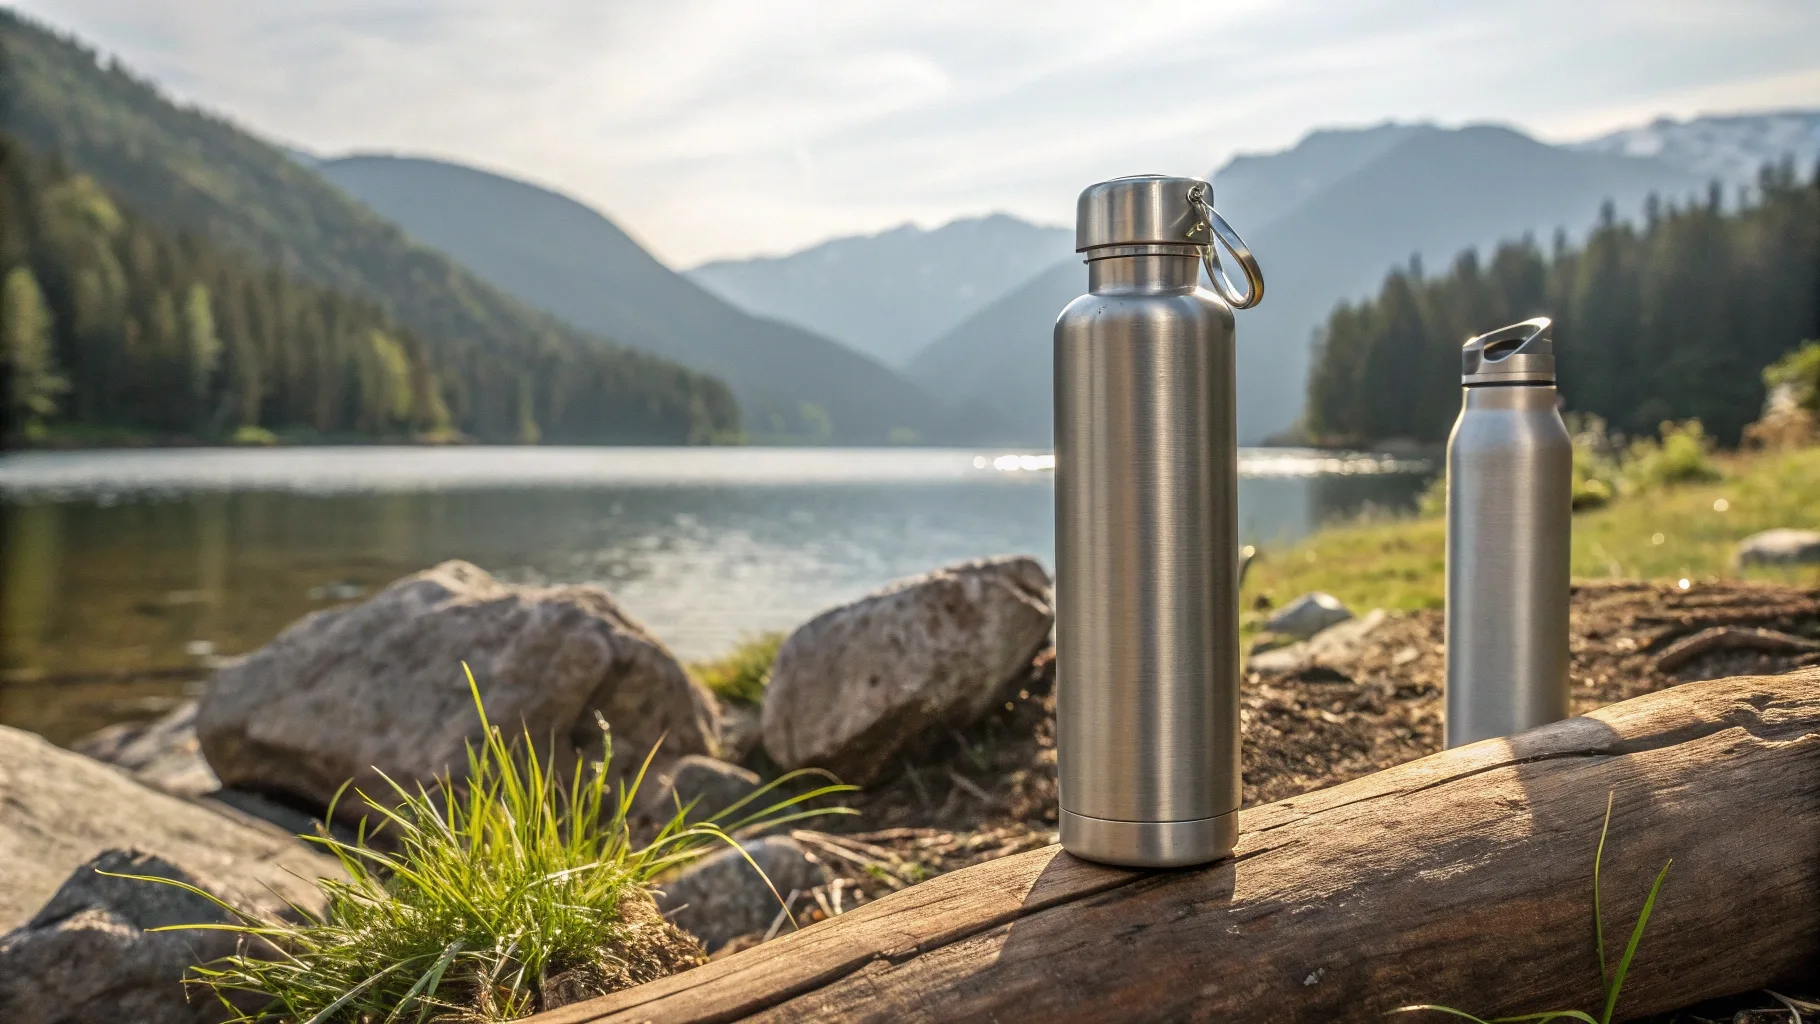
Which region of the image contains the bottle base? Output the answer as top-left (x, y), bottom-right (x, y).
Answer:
top-left (1059, 808), bottom-right (1238, 868)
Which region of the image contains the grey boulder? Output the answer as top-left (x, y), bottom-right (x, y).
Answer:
top-left (761, 556), bottom-right (1054, 784)
top-left (1736, 528), bottom-right (1820, 567)
top-left (1264, 591), bottom-right (1355, 639)
top-left (0, 726), bottom-right (337, 934)
top-left (0, 849), bottom-right (275, 1024)
top-left (657, 836), bottom-right (828, 951)
top-left (197, 560), bottom-right (717, 821)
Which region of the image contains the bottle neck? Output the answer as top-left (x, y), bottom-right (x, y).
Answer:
top-left (1087, 252), bottom-right (1200, 294)
top-left (1462, 383), bottom-right (1559, 410)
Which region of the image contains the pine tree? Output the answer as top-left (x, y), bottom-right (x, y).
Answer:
top-left (2, 264), bottom-right (66, 431)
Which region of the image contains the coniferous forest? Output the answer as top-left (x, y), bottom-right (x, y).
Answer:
top-left (0, 12), bottom-right (741, 446)
top-left (0, 138), bottom-right (738, 444)
top-left (1304, 163), bottom-right (1820, 446)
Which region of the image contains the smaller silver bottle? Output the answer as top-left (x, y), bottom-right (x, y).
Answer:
top-left (1445, 317), bottom-right (1572, 748)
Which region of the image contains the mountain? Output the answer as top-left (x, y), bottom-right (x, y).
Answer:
top-left (1574, 110), bottom-right (1820, 191)
top-left (909, 123), bottom-right (1703, 445)
top-left (319, 155), bottom-right (953, 444)
top-left (1210, 122), bottom-right (1437, 229)
top-left (0, 11), bottom-right (735, 443)
top-left (686, 214), bottom-right (1072, 368)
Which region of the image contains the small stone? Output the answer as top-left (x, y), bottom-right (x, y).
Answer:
top-left (654, 756), bottom-right (762, 826)
top-left (1735, 528), bottom-right (1820, 567)
top-left (1250, 609), bottom-right (1387, 677)
top-left (1264, 592), bottom-right (1354, 639)
top-left (656, 836), bottom-right (828, 951)
top-left (716, 703), bottom-right (763, 765)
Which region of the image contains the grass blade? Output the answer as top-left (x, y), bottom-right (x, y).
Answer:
top-left (1592, 791), bottom-right (1614, 994)
top-left (1389, 1005), bottom-right (1496, 1023)
top-left (1599, 858), bottom-right (1672, 1024)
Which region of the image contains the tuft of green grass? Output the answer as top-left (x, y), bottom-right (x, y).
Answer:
top-left (689, 632), bottom-right (784, 706)
top-left (1392, 792), bottom-right (1671, 1024)
top-left (116, 666), bottom-right (853, 1022)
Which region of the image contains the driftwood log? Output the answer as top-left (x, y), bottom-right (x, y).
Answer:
top-left (537, 670), bottom-right (1820, 1024)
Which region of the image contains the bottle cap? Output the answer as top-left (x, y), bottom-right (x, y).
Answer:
top-left (1462, 317), bottom-right (1555, 385)
top-left (1076, 175), bottom-right (1211, 252)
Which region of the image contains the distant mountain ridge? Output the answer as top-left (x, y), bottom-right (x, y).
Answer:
top-left (686, 214), bottom-right (1072, 368)
top-left (910, 122), bottom-right (1704, 445)
top-left (1574, 109), bottom-right (1820, 190)
top-left (318, 155), bottom-right (955, 444)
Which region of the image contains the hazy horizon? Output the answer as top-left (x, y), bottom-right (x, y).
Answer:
top-left (10, 0), bottom-right (1820, 265)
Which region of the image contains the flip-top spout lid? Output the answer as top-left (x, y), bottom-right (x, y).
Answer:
top-left (1463, 317), bottom-right (1555, 385)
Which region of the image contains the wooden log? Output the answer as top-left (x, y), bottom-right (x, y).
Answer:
top-left (536, 670), bottom-right (1820, 1024)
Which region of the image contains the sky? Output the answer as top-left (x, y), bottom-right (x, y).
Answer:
top-left (13, 0), bottom-right (1820, 267)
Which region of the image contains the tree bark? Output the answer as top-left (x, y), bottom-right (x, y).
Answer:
top-left (534, 670), bottom-right (1820, 1024)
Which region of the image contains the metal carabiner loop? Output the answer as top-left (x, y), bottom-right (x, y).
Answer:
top-left (1187, 183), bottom-right (1264, 309)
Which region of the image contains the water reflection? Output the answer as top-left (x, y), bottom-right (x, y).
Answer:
top-left (0, 447), bottom-right (1430, 742)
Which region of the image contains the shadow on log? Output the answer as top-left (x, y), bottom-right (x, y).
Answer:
top-left (533, 670), bottom-right (1820, 1023)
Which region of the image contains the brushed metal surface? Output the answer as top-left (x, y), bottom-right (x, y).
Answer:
top-left (1076, 175), bottom-right (1212, 251)
top-left (1059, 808), bottom-right (1239, 868)
top-left (1054, 247), bottom-right (1241, 861)
top-left (1445, 383), bottom-right (1573, 748)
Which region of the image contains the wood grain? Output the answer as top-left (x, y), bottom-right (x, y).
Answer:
top-left (534, 670), bottom-right (1820, 1024)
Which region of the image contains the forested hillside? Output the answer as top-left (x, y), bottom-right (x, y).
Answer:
top-left (1305, 164), bottom-right (1820, 446)
top-left (319, 155), bottom-right (949, 444)
top-left (0, 138), bottom-right (734, 443)
top-left (0, 11), bottom-right (738, 444)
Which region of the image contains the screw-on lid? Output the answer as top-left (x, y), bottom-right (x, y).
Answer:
top-left (1076, 174), bottom-right (1212, 252)
top-left (1462, 317), bottom-right (1555, 385)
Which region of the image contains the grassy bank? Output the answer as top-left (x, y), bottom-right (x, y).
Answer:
top-left (1241, 444), bottom-right (1820, 631)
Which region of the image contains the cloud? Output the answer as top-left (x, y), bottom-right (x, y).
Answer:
top-left (13, 0), bottom-right (1820, 264)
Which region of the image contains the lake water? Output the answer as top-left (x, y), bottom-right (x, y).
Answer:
top-left (0, 446), bottom-right (1430, 743)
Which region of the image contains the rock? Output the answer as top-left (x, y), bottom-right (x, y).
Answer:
top-left (716, 702), bottom-right (763, 765)
top-left (1249, 609), bottom-right (1388, 677)
top-left (0, 849), bottom-right (277, 1024)
top-left (1263, 591), bottom-right (1354, 639)
top-left (761, 556), bottom-right (1054, 785)
top-left (652, 755), bottom-right (763, 826)
top-left (657, 836), bottom-right (828, 951)
top-left (197, 560), bottom-right (717, 821)
top-left (1736, 528), bottom-right (1820, 567)
top-left (0, 726), bottom-right (338, 934)
top-left (73, 701), bottom-right (219, 797)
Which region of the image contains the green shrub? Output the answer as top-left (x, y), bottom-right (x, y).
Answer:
top-left (691, 632), bottom-right (783, 706)
top-left (230, 425), bottom-right (278, 446)
top-left (120, 668), bottom-right (850, 1022)
top-left (1567, 414), bottom-right (1622, 511)
top-left (1763, 339), bottom-right (1820, 413)
top-left (1623, 419), bottom-right (1721, 492)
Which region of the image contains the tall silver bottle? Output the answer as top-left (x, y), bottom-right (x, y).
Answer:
top-left (1444, 317), bottom-right (1573, 748)
top-left (1055, 175), bottom-right (1264, 868)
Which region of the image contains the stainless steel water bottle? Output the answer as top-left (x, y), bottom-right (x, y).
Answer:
top-left (1444, 317), bottom-right (1572, 748)
top-left (1055, 175), bottom-right (1264, 867)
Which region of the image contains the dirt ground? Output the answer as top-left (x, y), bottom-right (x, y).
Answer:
top-left (747, 579), bottom-right (1820, 1018)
